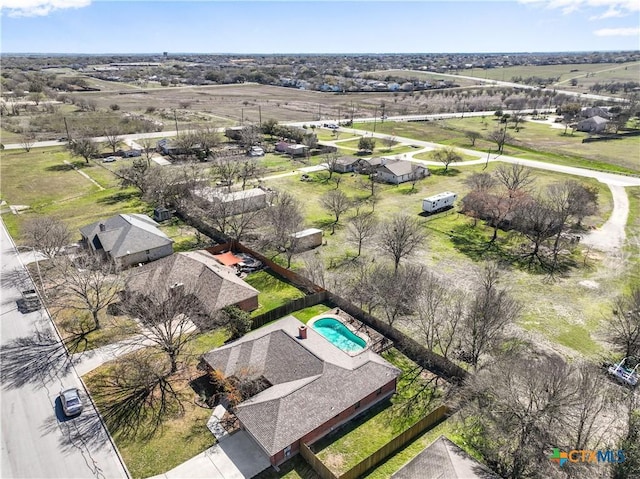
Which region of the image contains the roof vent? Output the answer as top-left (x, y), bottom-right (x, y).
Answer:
top-left (99, 223), bottom-right (106, 232)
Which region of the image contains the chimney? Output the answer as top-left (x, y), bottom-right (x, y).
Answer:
top-left (298, 325), bottom-right (307, 340)
top-left (170, 282), bottom-right (184, 296)
top-left (99, 223), bottom-right (106, 232)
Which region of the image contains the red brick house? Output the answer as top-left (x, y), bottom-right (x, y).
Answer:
top-left (201, 315), bottom-right (400, 466)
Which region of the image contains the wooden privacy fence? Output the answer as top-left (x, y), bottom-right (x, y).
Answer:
top-left (338, 405), bottom-right (450, 479)
top-left (301, 405), bottom-right (450, 479)
top-left (300, 443), bottom-right (337, 479)
top-left (251, 292), bottom-right (327, 329)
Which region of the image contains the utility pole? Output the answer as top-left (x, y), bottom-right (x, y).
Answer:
top-left (318, 104), bottom-right (321, 121)
top-left (373, 107), bottom-right (378, 132)
top-left (174, 109), bottom-right (179, 136)
top-left (350, 101), bottom-right (354, 125)
top-left (258, 105), bottom-right (262, 126)
top-left (241, 108), bottom-right (244, 126)
top-left (63, 117), bottom-right (71, 143)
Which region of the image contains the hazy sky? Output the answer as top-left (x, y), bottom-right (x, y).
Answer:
top-left (1, 0), bottom-right (639, 54)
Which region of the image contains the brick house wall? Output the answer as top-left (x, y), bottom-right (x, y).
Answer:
top-left (269, 377), bottom-right (397, 466)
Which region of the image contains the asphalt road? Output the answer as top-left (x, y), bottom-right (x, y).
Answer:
top-left (0, 220), bottom-right (128, 479)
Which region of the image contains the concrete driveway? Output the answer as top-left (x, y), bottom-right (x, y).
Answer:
top-left (148, 430), bottom-right (270, 479)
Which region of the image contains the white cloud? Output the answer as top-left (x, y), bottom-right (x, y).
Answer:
top-left (589, 7), bottom-right (625, 19)
top-left (519, 0), bottom-right (639, 15)
top-left (594, 27), bottom-right (640, 36)
top-left (0, 0), bottom-right (91, 17)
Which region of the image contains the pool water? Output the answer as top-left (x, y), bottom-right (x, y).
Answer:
top-left (311, 318), bottom-right (366, 352)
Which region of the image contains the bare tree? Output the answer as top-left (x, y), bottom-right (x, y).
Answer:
top-left (264, 190), bottom-right (304, 268)
top-left (494, 163), bottom-right (535, 194)
top-left (465, 172), bottom-right (497, 192)
top-left (606, 288), bottom-right (640, 359)
top-left (237, 159), bottom-right (265, 190)
top-left (239, 124), bottom-right (262, 150)
top-left (382, 135), bottom-right (397, 150)
top-left (379, 214), bottom-right (426, 271)
top-left (119, 286), bottom-right (212, 374)
top-left (464, 130), bottom-right (481, 146)
top-left (138, 137), bottom-right (156, 166)
top-left (487, 127), bottom-right (512, 154)
top-left (118, 158), bottom-right (151, 194)
top-left (613, 392), bottom-right (640, 479)
top-left (431, 146), bottom-right (462, 172)
top-left (368, 264), bottom-right (426, 327)
top-left (461, 353), bottom-right (580, 479)
top-left (53, 254), bottom-right (125, 331)
top-left (510, 110), bottom-right (525, 132)
top-left (211, 156), bottom-right (240, 192)
top-left (193, 125), bottom-right (221, 158)
top-left (208, 194), bottom-right (261, 243)
top-left (103, 125), bottom-right (123, 154)
top-left (346, 209), bottom-right (378, 256)
top-left (22, 216), bottom-right (71, 259)
top-left (20, 129), bottom-right (36, 152)
top-left (320, 190), bottom-right (351, 234)
top-left (414, 272), bottom-right (465, 360)
top-left (68, 137), bottom-right (100, 164)
top-left (513, 196), bottom-right (562, 268)
top-left (302, 253), bottom-right (327, 289)
top-left (457, 264), bottom-right (521, 368)
top-left (322, 153), bottom-right (341, 181)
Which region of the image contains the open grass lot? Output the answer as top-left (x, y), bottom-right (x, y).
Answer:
top-left (0, 147), bottom-right (207, 247)
top-left (353, 117), bottom-right (640, 173)
top-left (262, 160), bottom-right (621, 359)
top-left (69, 83), bottom-right (409, 125)
top-left (363, 69), bottom-right (479, 87)
top-left (333, 137), bottom-right (420, 156)
top-left (464, 61), bottom-right (640, 87)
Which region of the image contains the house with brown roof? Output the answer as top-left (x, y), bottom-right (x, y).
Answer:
top-left (375, 159), bottom-right (429, 184)
top-left (126, 250), bottom-right (259, 314)
top-left (201, 315), bottom-right (400, 466)
top-left (79, 213), bottom-right (173, 269)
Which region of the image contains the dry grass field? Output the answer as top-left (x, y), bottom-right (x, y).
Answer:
top-left (71, 83), bottom-right (402, 125)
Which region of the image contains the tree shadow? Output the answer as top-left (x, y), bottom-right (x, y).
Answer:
top-left (0, 267), bottom-right (32, 291)
top-left (45, 164), bottom-right (75, 172)
top-left (311, 217), bottom-right (336, 230)
top-left (0, 330), bottom-right (75, 389)
top-left (431, 168), bottom-right (461, 176)
top-left (96, 190), bottom-right (140, 205)
top-left (41, 397), bottom-right (115, 452)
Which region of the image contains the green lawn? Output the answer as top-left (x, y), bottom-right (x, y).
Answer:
top-left (244, 269), bottom-right (306, 316)
top-left (84, 329), bottom-right (229, 479)
top-left (312, 348), bottom-right (444, 476)
top-left (291, 302), bottom-right (334, 324)
top-left (353, 118), bottom-right (640, 173)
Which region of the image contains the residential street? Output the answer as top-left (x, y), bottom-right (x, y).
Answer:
top-left (0, 219), bottom-right (128, 479)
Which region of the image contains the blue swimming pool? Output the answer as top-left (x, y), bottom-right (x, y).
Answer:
top-left (311, 318), bottom-right (366, 352)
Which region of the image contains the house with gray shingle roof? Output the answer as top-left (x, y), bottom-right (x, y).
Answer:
top-left (575, 115), bottom-right (610, 134)
top-left (201, 315), bottom-right (401, 466)
top-left (79, 213), bottom-right (173, 268)
top-left (392, 436), bottom-right (498, 479)
top-left (376, 159), bottom-right (429, 184)
top-left (126, 250), bottom-right (258, 314)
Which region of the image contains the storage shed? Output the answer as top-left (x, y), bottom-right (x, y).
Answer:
top-left (290, 228), bottom-right (323, 250)
top-left (422, 192), bottom-right (457, 213)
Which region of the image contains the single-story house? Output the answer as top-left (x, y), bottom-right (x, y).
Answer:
top-left (333, 156), bottom-right (360, 173)
top-left (194, 187), bottom-right (267, 216)
top-left (275, 142), bottom-right (309, 157)
top-left (201, 315), bottom-right (400, 466)
top-left (575, 115), bottom-right (609, 134)
top-left (391, 436), bottom-right (498, 479)
top-left (375, 159), bottom-right (429, 184)
top-left (356, 157), bottom-right (385, 174)
top-left (126, 250), bottom-right (259, 314)
top-left (80, 214), bottom-right (173, 268)
top-left (580, 106), bottom-right (612, 119)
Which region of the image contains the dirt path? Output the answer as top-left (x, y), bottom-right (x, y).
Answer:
top-left (581, 183), bottom-right (629, 253)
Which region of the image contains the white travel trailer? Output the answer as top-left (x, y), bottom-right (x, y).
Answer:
top-left (422, 192), bottom-right (457, 213)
